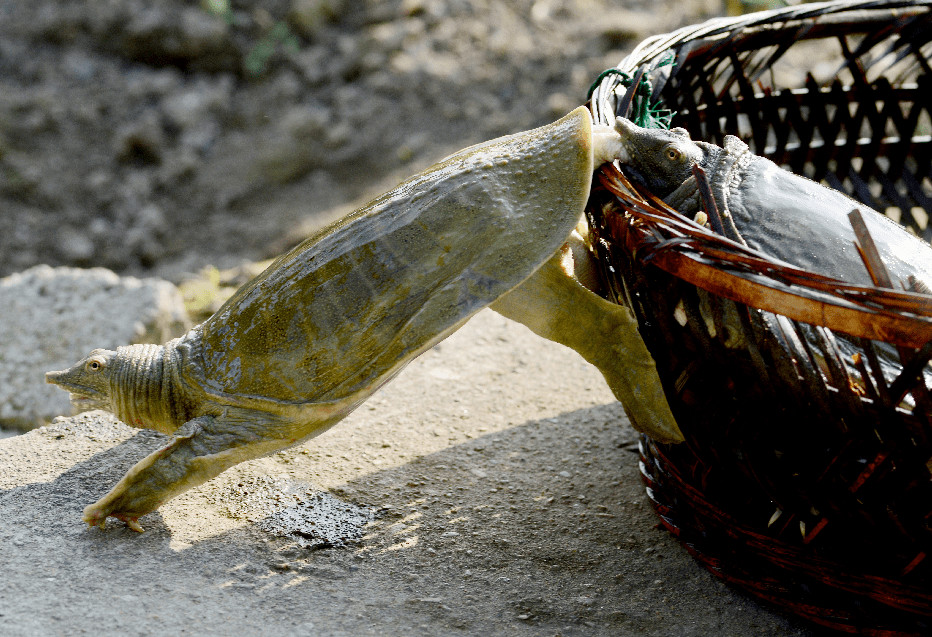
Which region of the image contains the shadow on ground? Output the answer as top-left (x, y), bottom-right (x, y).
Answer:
top-left (0, 406), bottom-right (823, 637)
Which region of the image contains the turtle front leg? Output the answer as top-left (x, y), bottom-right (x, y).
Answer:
top-left (490, 229), bottom-right (684, 443)
top-left (83, 409), bottom-right (331, 531)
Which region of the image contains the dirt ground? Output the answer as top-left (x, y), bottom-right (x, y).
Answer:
top-left (0, 0), bottom-right (723, 281)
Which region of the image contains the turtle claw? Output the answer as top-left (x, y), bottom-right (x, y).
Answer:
top-left (117, 516), bottom-right (145, 533)
top-left (82, 504), bottom-right (106, 530)
top-left (82, 501), bottom-right (145, 533)
top-left (82, 511), bottom-right (145, 533)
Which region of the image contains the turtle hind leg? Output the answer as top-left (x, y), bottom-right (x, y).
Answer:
top-left (490, 232), bottom-right (684, 444)
top-left (82, 409), bottom-right (323, 532)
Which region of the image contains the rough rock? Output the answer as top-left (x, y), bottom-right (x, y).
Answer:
top-left (0, 309), bottom-right (816, 636)
top-left (0, 265), bottom-right (189, 429)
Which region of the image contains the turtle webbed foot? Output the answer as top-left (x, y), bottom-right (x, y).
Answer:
top-left (81, 464), bottom-right (165, 532)
top-left (80, 412), bottom-right (312, 532)
top-left (82, 502), bottom-right (145, 532)
top-left (491, 230), bottom-right (685, 444)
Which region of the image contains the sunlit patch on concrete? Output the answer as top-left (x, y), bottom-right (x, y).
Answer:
top-left (380, 536), bottom-right (418, 553)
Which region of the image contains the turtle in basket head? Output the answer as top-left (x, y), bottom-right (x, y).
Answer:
top-left (46, 106), bottom-right (682, 532)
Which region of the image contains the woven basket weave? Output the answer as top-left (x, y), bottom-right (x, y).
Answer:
top-left (587, 1), bottom-right (932, 634)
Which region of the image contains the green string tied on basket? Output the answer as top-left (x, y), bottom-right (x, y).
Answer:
top-left (587, 54), bottom-right (675, 130)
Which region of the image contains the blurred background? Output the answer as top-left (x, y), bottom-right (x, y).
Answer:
top-left (0, 0), bottom-right (757, 285)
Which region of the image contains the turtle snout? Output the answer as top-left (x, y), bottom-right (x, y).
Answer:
top-left (611, 117), bottom-right (640, 164)
top-left (45, 369), bottom-right (64, 385)
top-left (613, 116), bottom-right (639, 137)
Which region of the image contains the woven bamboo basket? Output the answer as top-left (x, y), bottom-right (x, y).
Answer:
top-left (587, 1), bottom-right (932, 634)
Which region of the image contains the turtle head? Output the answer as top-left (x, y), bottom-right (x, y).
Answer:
top-left (613, 117), bottom-right (707, 197)
top-left (46, 349), bottom-right (117, 413)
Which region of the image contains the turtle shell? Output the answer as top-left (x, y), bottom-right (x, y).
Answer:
top-left (180, 106), bottom-right (596, 405)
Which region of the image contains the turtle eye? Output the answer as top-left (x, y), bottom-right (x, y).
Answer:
top-left (665, 146), bottom-right (682, 161)
top-left (86, 357), bottom-right (105, 372)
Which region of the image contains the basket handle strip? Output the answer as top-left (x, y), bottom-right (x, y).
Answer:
top-left (600, 169), bottom-right (932, 315)
top-left (596, 169), bottom-right (932, 348)
top-left (632, 230), bottom-right (932, 347)
top-left (691, 164), bottom-right (726, 236)
top-left (848, 209), bottom-right (895, 288)
top-left (849, 209), bottom-right (932, 408)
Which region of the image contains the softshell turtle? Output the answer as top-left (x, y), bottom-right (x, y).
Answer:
top-left (612, 118), bottom-right (932, 288)
top-left (47, 107), bottom-right (682, 532)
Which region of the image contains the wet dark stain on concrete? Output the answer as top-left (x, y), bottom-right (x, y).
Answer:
top-left (221, 475), bottom-right (377, 549)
